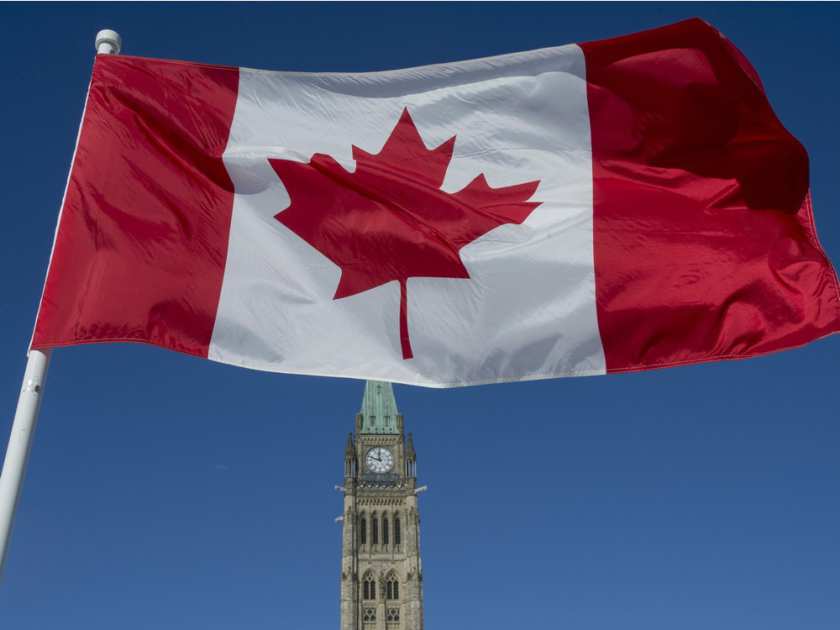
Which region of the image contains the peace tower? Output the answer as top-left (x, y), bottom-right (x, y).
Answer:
top-left (339, 381), bottom-right (424, 630)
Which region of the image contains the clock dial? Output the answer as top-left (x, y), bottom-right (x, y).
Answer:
top-left (366, 447), bottom-right (394, 473)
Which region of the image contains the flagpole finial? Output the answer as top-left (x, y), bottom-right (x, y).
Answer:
top-left (95, 29), bottom-right (122, 55)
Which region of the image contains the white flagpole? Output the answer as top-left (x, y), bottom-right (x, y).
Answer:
top-left (0, 349), bottom-right (51, 574)
top-left (0, 28), bottom-right (122, 576)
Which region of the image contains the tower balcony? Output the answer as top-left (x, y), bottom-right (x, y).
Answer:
top-left (358, 472), bottom-right (405, 488)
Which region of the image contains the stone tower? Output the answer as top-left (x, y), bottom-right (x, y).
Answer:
top-left (340, 380), bottom-right (424, 630)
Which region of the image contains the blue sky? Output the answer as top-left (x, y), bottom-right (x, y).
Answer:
top-left (1, 3), bottom-right (839, 629)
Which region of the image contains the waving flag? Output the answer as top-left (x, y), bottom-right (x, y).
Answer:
top-left (31, 18), bottom-right (839, 387)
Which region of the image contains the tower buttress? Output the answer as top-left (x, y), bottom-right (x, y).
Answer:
top-left (344, 433), bottom-right (356, 479)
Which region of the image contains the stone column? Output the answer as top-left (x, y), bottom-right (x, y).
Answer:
top-left (340, 496), bottom-right (357, 630)
top-left (399, 497), bottom-right (423, 630)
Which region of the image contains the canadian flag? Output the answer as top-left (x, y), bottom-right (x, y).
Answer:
top-left (32, 19), bottom-right (839, 387)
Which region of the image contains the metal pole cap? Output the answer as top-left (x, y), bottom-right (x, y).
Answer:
top-left (95, 29), bottom-right (122, 55)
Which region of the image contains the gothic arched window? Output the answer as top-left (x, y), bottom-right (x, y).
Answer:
top-left (359, 514), bottom-right (367, 545)
top-left (383, 515), bottom-right (389, 545)
top-left (363, 573), bottom-right (376, 600)
top-left (386, 575), bottom-right (399, 600)
top-left (394, 514), bottom-right (401, 546)
top-left (372, 513), bottom-right (379, 545)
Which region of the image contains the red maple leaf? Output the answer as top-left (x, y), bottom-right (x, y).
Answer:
top-left (269, 108), bottom-right (541, 360)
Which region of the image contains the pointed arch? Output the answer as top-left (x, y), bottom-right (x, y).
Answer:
top-left (393, 511), bottom-right (401, 546)
top-left (359, 512), bottom-right (367, 546)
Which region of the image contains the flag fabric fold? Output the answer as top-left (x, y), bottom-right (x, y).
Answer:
top-left (31, 18), bottom-right (840, 387)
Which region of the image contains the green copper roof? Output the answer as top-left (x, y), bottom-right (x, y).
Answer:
top-left (359, 380), bottom-right (399, 434)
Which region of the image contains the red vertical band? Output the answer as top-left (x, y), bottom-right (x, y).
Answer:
top-left (32, 55), bottom-right (240, 357)
top-left (581, 19), bottom-right (840, 372)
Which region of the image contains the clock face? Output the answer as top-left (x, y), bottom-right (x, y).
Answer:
top-left (366, 447), bottom-right (394, 473)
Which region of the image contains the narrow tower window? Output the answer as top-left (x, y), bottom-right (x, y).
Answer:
top-left (372, 513), bottom-right (379, 545)
top-left (383, 515), bottom-right (389, 545)
top-left (386, 575), bottom-right (399, 600)
top-left (394, 514), bottom-right (401, 546)
top-left (363, 574), bottom-right (376, 600)
top-left (360, 514), bottom-right (367, 545)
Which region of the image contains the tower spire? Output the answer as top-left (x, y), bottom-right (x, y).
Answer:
top-left (359, 380), bottom-right (399, 434)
